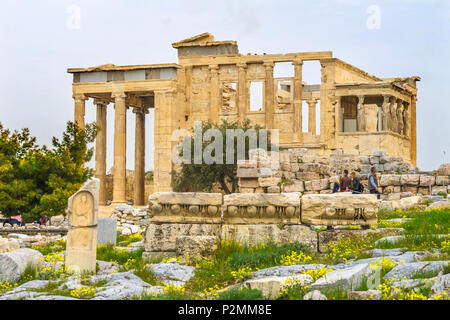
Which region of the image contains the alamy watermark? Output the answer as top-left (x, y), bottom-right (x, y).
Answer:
top-left (366, 5), bottom-right (381, 30)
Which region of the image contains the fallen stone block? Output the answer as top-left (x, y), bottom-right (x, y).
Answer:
top-left (0, 248), bottom-right (43, 283)
top-left (245, 274), bottom-right (313, 299)
top-left (310, 263), bottom-right (372, 291)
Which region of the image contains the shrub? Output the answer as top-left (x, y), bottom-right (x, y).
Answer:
top-left (218, 288), bottom-right (264, 300)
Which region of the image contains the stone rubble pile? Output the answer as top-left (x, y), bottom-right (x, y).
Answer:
top-left (237, 149), bottom-right (450, 198)
top-left (111, 204), bottom-right (150, 229)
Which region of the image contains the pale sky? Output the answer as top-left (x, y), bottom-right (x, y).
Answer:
top-left (0, 0), bottom-right (449, 171)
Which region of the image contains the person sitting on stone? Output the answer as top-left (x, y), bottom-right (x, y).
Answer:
top-left (331, 177), bottom-right (340, 193)
top-left (339, 169), bottom-right (352, 192)
top-left (351, 172), bottom-right (364, 194)
top-left (368, 166), bottom-right (381, 199)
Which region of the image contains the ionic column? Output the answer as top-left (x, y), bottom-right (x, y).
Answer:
top-left (357, 95), bottom-right (366, 132)
top-left (263, 61), bottom-right (275, 129)
top-left (133, 106), bottom-right (147, 206)
top-left (390, 97), bottom-right (398, 133)
top-left (112, 92), bottom-right (127, 204)
top-left (94, 99), bottom-right (108, 206)
top-left (381, 95), bottom-right (391, 131)
top-left (73, 93), bottom-right (88, 129)
top-left (396, 99), bottom-right (404, 135)
top-left (307, 98), bottom-right (318, 134)
top-left (237, 62), bottom-right (248, 124)
top-left (292, 59), bottom-right (303, 143)
top-left (209, 64), bottom-right (220, 124)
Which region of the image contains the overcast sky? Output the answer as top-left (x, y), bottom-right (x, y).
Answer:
top-left (0, 0), bottom-right (449, 172)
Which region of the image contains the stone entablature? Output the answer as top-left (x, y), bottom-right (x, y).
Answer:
top-left (148, 192), bottom-right (222, 224)
top-left (301, 194), bottom-right (378, 227)
top-left (223, 193), bottom-right (301, 225)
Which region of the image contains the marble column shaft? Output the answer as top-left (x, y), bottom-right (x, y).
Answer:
top-left (94, 100), bottom-right (107, 205)
top-left (112, 92), bottom-right (127, 204)
top-left (134, 107), bottom-right (146, 206)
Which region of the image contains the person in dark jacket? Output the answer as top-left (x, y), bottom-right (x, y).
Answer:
top-left (339, 169), bottom-right (352, 192)
top-left (351, 172), bottom-right (364, 194)
top-left (368, 167), bottom-right (381, 199)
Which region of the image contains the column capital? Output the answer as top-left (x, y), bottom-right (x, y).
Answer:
top-left (94, 98), bottom-right (109, 106)
top-left (112, 92), bottom-right (127, 100)
top-left (209, 64), bottom-right (219, 72)
top-left (132, 106), bottom-right (149, 114)
top-left (73, 93), bottom-right (88, 102)
top-left (292, 59), bottom-right (303, 66)
top-left (263, 61), bottom-right (274, 69)
top-left (236, 62), bottom-right (247, 70)
top-left (307, 98), bottom-right (318, 105)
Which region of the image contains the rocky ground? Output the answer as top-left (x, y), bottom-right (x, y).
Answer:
top-left (0, 204), bottom-right (449, 300)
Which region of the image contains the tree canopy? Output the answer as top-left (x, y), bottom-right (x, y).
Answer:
top-left (173, 120), bottom-right (273, 194)
top-left (0, 121), bottom-right (97, 221)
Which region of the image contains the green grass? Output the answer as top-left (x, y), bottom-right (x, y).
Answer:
top-left (32, 239), bottom-right (66, 256)
top-left (278, 283), bottom-right (309, 300)
top-left (226, 241), bottom-right (312, 269)
top-left (403, 208), bottom-right (449, 236)
top-left (97, 243), bottom-right (144, 265)
top-left (321, 284), bottom-right (349, 300)
top-left (185, 240), bottom-right (312, 294)
top-left (218, 288), bottom-right (264, 300)
top-left (377, 208), bottom-right (423, 220)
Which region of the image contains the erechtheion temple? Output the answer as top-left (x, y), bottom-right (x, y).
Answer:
top-left (68, 33), bottom-right (420, 205)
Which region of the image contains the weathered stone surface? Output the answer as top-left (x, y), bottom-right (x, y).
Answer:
top-left (318, 228), bottom-right (404, 253)
top-left (148, 192), bottom-right (222, 223)
top-left (400, 174), bottom-right (420, 185)
top-left (304, 179), bottom-right (329, 191)
top-left (301, 194), bottom-right (378, 227)
top-left (311, 263), bottom-right (372, 291)
top-left (427, 201), bottom-right (450, 209)
top-left (237, 168), bottom-right (259, 178)
top-left (380, 175), bottom-right (401, 187)
top-left (419, 175), bottom-right (435, 187)
top-left (66, 178), bottom-right (99, 273)
top-left (144, 223), bottom-right (220, 252)
top-left (245, 274), bottom-right (313, 299)
top-left (0, 248), bottom-right (43, 283)
top-left (223, 193), bottom-right (301, 224)
top-left (238, 178), bottom-right (259, 188)
top-left (296, 172), bottom-right (320, 181)
top-left (267, 186), bottom-right (281, 193)
top-left (430, 274), bottom-right (450, 298)
top-left (221, 224), bottom-right (317, 251)
top-left (380, 196), bottom-right (421, 211)
top-left (97, 218), bottom-right (117, 245)
top-left (176, 236), bottom-right (218, 261)
top-left (384, 261), bottom-right (450, 281)
top-left (150, 263), bottom-right (195, 282)
top-left (149, 192), bottom-right (222, 206)
top-left (258, 177), bottom-right (281, 188)
top-left (237, 159), bottom-right (257, 168)
top-left (254, 264), bottom-right (326, 279)
top-left (437, 163), bottom-right (450, 176)
top-left (435, 176), bottom-right (450, 186)
top-left (348, 290), bottom-right (381, 300)
top-left (0, 237), bottom-right (20, 253)
top-left (303, 290), bottom-right (327, 300)
top-left (281, 180), bottom-right (304, 192)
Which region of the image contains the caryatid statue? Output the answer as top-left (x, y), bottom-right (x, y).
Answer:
top-left (403, 102), bottom-right (410, 137)
top-left (390, 98), bottom-right (398, 133)
top-left (357, 95), bottom-right (366, 132)
top-left (381, 95), bottom-right (391, 131)
top-left (396, 99), bottom-right (404, 135)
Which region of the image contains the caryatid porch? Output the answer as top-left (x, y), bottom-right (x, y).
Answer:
top-left (68, 64), bottom-right (181, 206)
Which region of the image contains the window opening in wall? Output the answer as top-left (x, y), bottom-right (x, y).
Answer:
top-left (249, 81), bottom-right (263, 112)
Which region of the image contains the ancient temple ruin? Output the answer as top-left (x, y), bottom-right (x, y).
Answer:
top-left (68, 33), bottom-right (419, 205)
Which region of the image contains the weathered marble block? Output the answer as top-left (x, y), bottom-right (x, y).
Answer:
top-left (221, 224), bottom-right (317, 251)
top-left (148, 192), bottom-right (222, 223)
top-left (301, 193), bottom-right (378, 226)
top-left (143, 222), bottom-right (220, 252)
top-left (97, 218), bottom-right (117, 245)
top-left (66, 178), bottom-right (99, 273)
top-left (223, 193), bottom-right (301, 224)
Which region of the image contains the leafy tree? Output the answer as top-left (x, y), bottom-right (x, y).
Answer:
top-left (173, 120), bottom-right (273, 194)
top-left (0, 121), bottom-right (97, 221)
